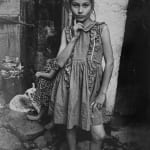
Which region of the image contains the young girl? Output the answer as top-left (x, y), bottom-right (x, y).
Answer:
top-left (26, 28), bottom-right (78, 121)
top-left (50, 0), bottom-right (114, 149)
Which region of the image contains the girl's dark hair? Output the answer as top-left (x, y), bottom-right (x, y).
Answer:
top-left (69, 0), bottom-right (95, 10)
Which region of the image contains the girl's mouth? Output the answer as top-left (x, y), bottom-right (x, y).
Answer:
top-left (76, 16), bottom-right (86, 22)
top-left (76, 16), bottom-right (85, 19)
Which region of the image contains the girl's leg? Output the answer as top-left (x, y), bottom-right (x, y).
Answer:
top-left (90, 124), bottom-right (106, 150)
top-left (66, 127), bottom-right (77, 150)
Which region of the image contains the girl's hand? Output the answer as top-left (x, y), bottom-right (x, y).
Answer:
top-left (46, 59), bottom-right (51, 63)
top-left (91, 93), bottom-right (106, 111)
top-left (35, 72), bottom-right (42, 78)
top-left (72, 19), bottom-right (84, 39)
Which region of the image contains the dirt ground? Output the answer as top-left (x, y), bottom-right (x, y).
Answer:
top-left (0, 91), bottom-right (150, 150)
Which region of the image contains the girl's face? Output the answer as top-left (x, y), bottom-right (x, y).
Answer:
top-left (70, 0), bottom-right (92, 23)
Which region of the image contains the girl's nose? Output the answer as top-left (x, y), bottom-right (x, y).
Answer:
top-left (78, 6), bottom-right (83, 14)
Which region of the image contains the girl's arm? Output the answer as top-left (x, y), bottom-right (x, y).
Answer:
top-left (36, 35), bottom-right (79, 79)
top-left (35, 70), bottom-right (57, 79)
top-left (94, 24), bottom-right (114, 107)
top-left (56, 22), bottom-right (83, 68)
top-left (56, 34), bottom-right (79, 68)
top-left (36, 23), bottom-right (83, 79)
top-left (56, 29), bottom-right (67, 57)
top-left (34, 29), bottom-right (68, 80)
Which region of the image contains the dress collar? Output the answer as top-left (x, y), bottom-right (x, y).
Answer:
top-left (82, 21), bottom-right (97, 32)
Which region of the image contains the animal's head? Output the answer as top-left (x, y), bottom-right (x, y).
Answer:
top-left (25, 83), bottom-right (36, 101)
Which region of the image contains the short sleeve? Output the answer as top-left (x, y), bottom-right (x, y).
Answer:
top-left (99, 22), bottom-right (107, 34)
top-left (44, 58), bottom-right (60, 72)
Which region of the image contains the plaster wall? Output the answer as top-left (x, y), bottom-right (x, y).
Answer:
top-left (0, 0), bottom-right (20, 16)
top-left (95, 0), bottom-right (129, 112)
top-left (0, 0), bottom-right (20, 60)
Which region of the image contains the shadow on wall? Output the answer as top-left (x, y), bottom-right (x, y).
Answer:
top-left (115, 0), bottom-right (150, 122)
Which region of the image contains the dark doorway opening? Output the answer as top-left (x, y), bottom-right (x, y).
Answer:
top-left (21, 0), bottom-right (62, 90)
top-left (115, 0), bottom-right (150, 123)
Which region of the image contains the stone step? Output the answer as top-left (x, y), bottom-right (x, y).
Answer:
top-left (6, 110), bottom-right (45, 140)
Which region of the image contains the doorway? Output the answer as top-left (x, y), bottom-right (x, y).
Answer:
top-left (115, 0), bottom-right (150, 122)
top-left (21, 0), bottom-right (63, 90)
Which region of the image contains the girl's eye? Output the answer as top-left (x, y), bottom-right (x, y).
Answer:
top-left (71, 2), bottom-right (90, 8)
top-left (72, 3), bottom-right (79, 7)
top-left (83, 3), bottom-right (89, 8)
